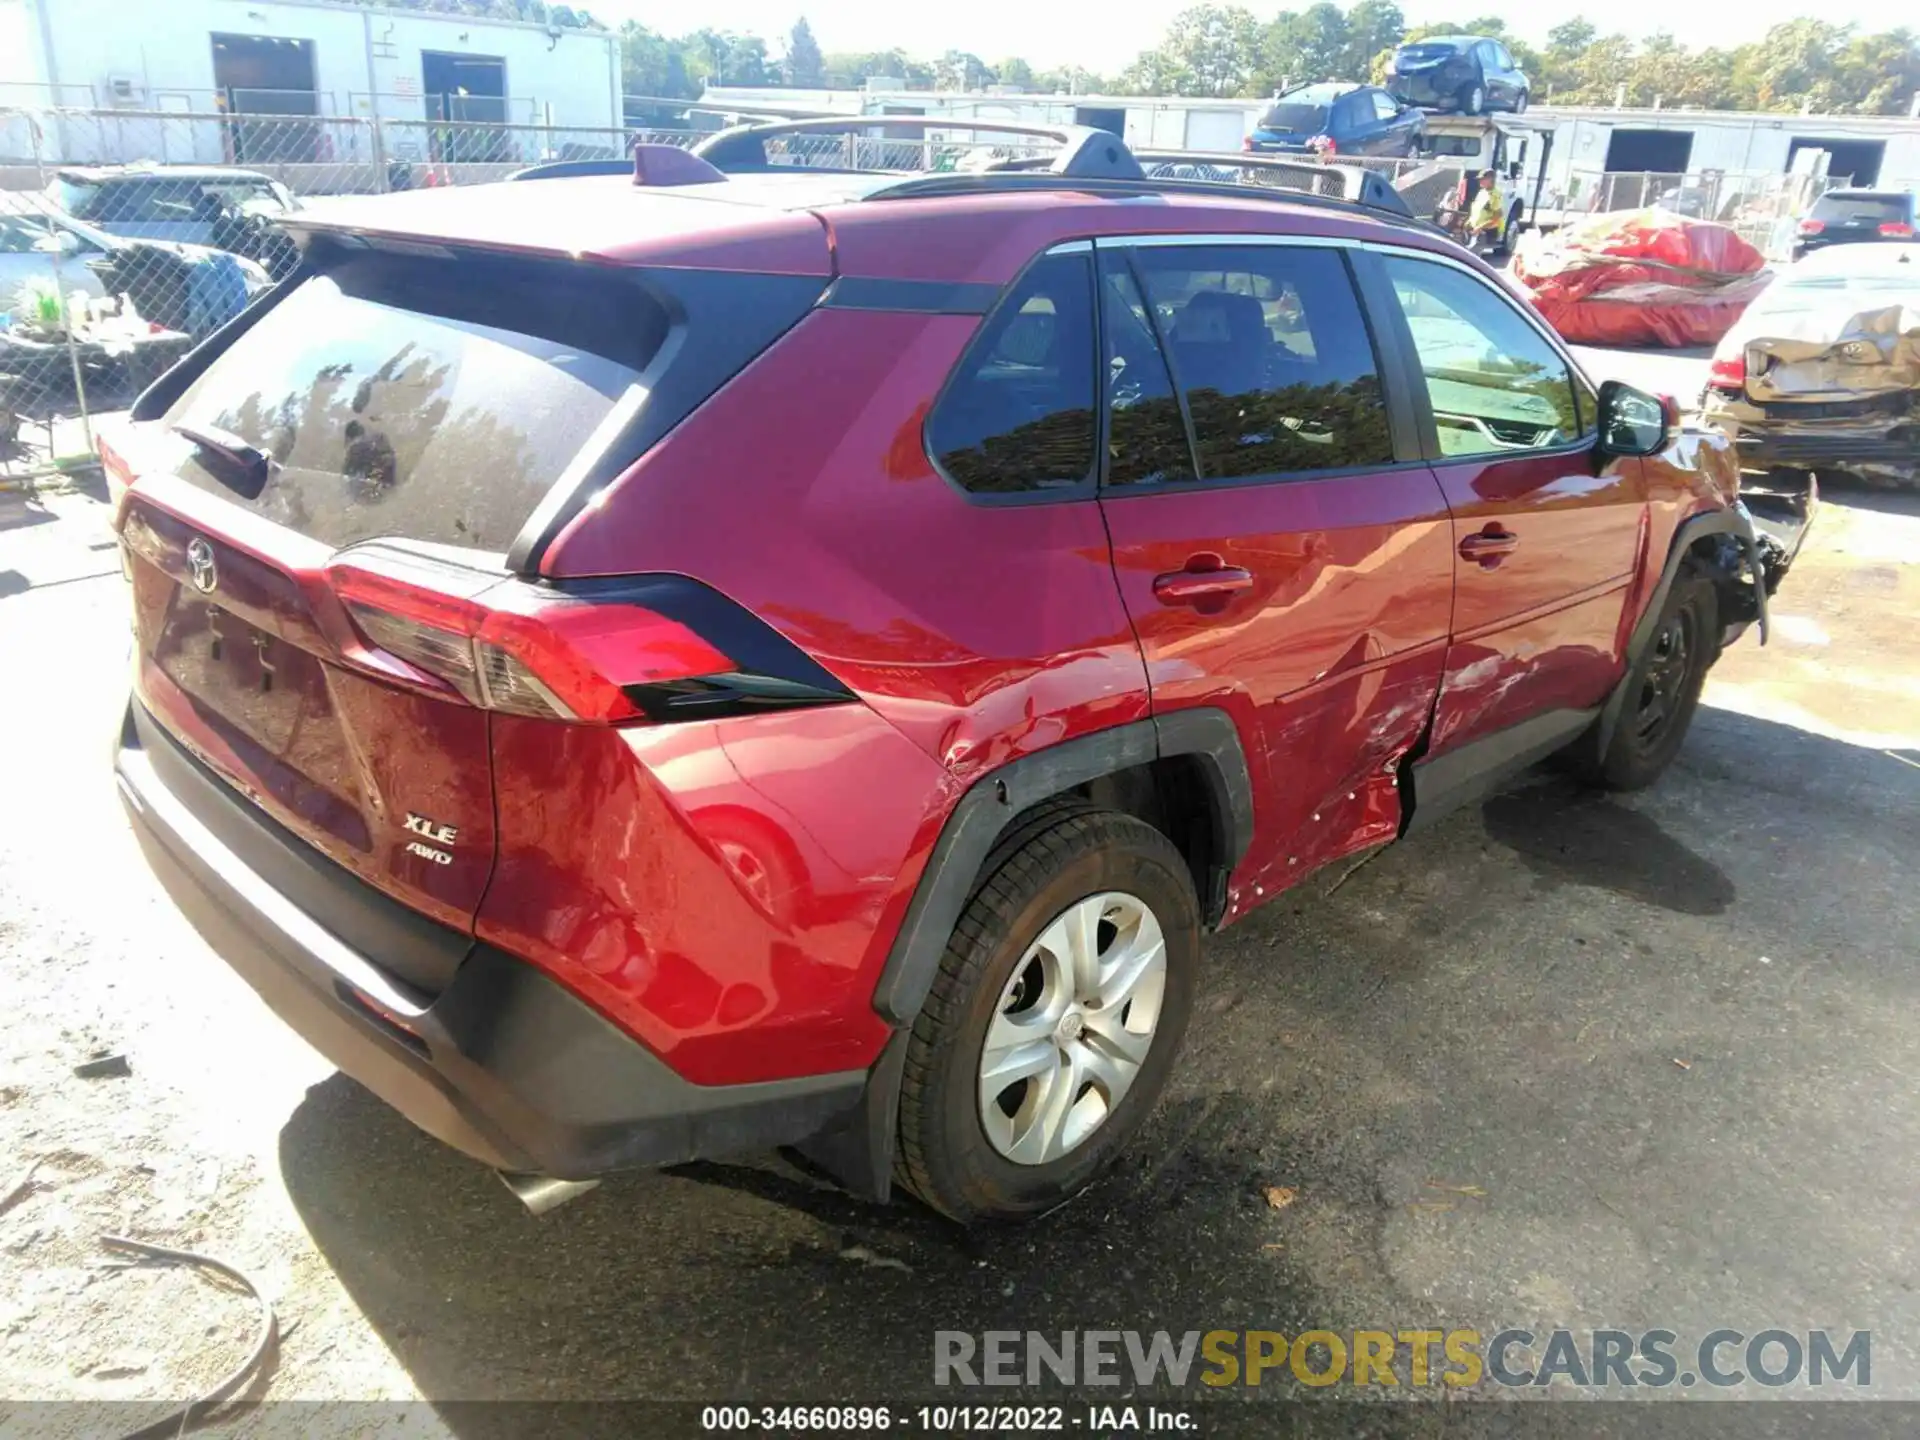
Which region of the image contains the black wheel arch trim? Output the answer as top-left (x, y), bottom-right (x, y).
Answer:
top-left (808, 709), bottom-right (1250, 1202)
top-left (868, 708), bottom-right (1253, 1030)
top-left (1595, 504), bottom-right (1765, 758)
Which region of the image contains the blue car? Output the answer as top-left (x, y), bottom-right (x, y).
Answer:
top-left (1245, 84), bottom-right (1425, 159)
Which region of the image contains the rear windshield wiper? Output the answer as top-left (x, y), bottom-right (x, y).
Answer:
top-left (173, 421), bottom-right (269, 491)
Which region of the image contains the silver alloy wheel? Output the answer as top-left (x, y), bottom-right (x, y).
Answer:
top-left (977, 891), bottom-right (1168, 1166)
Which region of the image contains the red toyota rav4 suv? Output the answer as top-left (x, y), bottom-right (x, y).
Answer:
top-left (108, 123), bottom-right (1795, 1223)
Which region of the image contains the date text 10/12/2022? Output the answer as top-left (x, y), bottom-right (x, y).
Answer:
top-left (700, 1406), bottom-right (1194, 1432)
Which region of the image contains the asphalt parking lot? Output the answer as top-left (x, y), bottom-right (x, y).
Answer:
top-left (2, 349), bottom-right (1916, 1432)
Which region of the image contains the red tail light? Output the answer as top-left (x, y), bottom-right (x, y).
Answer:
top-left (1321, 138), bottom-right (1338, 156)
top-left (1879, 221), bottom-right (1916, 237)
top-left (1797, 218), bottom-right (1825, 235)
top-left (1707, 354), bottom-right (1746, 392)
top-left (324, 546), bottom-right (848, 726)
top-left (98, 430), bottom-right (144, 525)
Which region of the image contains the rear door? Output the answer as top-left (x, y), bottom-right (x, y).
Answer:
top-left (1364, 90), bottom-right (1404, 156)
top-left (1094, 237), bottom-right (1455, 892)
top-left (1368, 249), bottom-right (1644, 759)
top-left (1333, 93), bottom-right (1377, 154)
top-left (116, 248), bottom-right (676, 959)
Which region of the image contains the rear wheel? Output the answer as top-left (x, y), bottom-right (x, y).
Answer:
top-left (1462, 82), bottom-right (1486, 115)
top-left (1573, 566), bottom-right (1717, 791)
top-left (894, 810), bottom-right (1198, 1223)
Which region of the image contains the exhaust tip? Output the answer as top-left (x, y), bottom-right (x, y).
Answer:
top-left (497, 1170), bottom-right (600, 1216)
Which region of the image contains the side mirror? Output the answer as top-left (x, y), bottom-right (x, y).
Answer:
top-left (1596, 379), bottom-right (1677, 457)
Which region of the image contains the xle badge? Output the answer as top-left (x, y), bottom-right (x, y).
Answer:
top-left (403, 812), bottom-right (459, 866)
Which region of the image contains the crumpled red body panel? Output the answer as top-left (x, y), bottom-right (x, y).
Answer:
top-left (1513, 208), bottom-right (1770, 347)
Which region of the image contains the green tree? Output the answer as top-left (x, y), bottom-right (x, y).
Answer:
top-left (998, 57), bottom-right (1036, 89)
top-left (619, 23), bottom-right (700, 101)
top-left (1032, 65), bottom-right (1108, 94)
top-left (1546, 18), bottom-right (1596, 53)
top-left (1732, 20), bottom-right (1850, 110)
top-left (1274, 3), bottom-right (1353, 84)
top-left (785, 18), bottom-right (825, 87)
top-left (1834, 28), bottom-right (1920, 112)
top-left (937, 50), bottom-right (996, 90)
top-left (1123, 5), bottom-right (1265, 96)
top-left (727, 35), bottom-right (772, 86)
top-left (1342, 0), bottom-right (1405, 79)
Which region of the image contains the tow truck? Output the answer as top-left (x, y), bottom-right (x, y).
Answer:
top-left (1392, 112), bottom-right (1559, 246)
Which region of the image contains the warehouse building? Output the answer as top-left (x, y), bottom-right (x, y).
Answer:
top-left (1, 0), bottom-right (622, 154)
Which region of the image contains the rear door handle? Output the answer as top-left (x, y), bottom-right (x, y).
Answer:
top-left (1458, 527), bottom-right (1520, 567)
top-left (1153, 564), bottom-right (1255, 606)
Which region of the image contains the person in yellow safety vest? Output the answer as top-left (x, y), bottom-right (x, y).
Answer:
top-left (1467, 168), bottom-right (1506, 246)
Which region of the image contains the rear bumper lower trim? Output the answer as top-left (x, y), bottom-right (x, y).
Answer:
top-left (117, 699), bottom-right (865, 1180)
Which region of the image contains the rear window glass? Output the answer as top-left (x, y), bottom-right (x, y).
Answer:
top-left (926, 252), bottom-right (1097, 495)
top-left (49, 178), bottom-right (99, 217)
top-left (167, 252), bottom-right (663, 550)
top-left (1810, 194), bottom-right (1910, 224)
top-left (90, 182), bottom-right (183, 225)
top-left (1398, 44), bottom-right (1457, 61)
top-left (1261, 102), bottom-right (1332, 132)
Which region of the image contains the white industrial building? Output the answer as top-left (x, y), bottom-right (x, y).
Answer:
top-left (1, 0), bottom-right (622, 136)
top-left (1524, 104), bottom-right (1920, 192)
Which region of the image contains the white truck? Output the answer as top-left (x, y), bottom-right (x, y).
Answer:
top-left (1392, 113), bottom-right (1560, 240)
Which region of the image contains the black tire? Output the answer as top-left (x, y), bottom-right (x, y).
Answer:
top-left (1462, 82), bottom-right (1486, 116)
top-left (1574, 566), bottom-right (1718, 791)
top-left (1513, 87), bottom-right (1529, 114)
top-left (894, 809), bottom-right (1198, 1223)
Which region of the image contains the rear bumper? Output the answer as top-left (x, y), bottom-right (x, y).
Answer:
top-left (1388, 72), bottom-right (1463, 105)
top-left (1705, 393), bottom-right (1919, 484)
top-left (116, 700), bottom-right (865, 1180)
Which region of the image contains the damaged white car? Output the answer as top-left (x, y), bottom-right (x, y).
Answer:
top-left (1703, 242), bottom-right (1919, 488)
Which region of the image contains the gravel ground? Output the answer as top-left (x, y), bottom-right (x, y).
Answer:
top-left (2, 367), bottom-right (1916, 1434)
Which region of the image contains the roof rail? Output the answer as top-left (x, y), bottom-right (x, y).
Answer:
top-left (691, 117), bottom-right (1144, 181)
top-left (502, 119), bottom-right (1426, 229)
top-left (863, 170), bottom-right (1432, 235)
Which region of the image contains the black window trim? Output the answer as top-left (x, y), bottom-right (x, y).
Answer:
top-left (1099, 246), bottom-right (1204, 485)
top-left (1091, 234), bottom-right (1422, 497)
top-left (921, 240), bottom-right (1104, 507)
top-left (1357, 242), bottom-right (1603, 468)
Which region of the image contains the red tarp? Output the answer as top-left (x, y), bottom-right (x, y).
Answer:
top-left (1512, 208), bottom-right (1771, 347)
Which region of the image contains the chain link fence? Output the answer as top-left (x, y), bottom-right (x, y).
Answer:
top-left (1536, 168), bottom-right (1834, 259)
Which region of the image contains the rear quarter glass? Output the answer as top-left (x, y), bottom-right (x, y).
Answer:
top-left (1810, 195), bottom-right (1910, 224)
top-left (163, 252), bottom-right (666, 552)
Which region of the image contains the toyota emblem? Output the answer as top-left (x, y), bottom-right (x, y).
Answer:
top-left (185, 537), bottom-right (218, 594)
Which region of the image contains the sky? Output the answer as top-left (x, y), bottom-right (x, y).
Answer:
top-left (594, 0), bottom-right (1894, 78)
